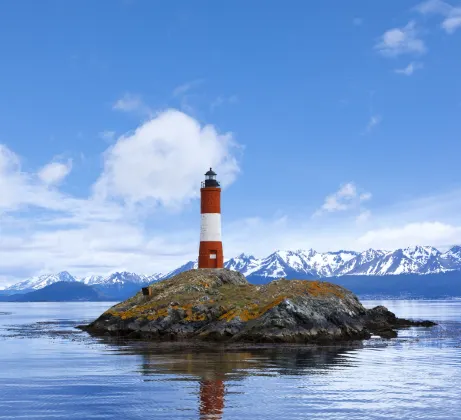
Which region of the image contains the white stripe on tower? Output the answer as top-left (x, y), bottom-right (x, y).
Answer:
top-left (200, 214), bottom-right (222, 242)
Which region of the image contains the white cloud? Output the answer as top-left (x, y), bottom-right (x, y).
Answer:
top-left (0, 145), bottom-right (70, 212)
top-left (0, 143), bottom-right (20, 175)
top-left (356, 210), bottom-right (372, 224)
top-left (225, 187), bottom-right (461, 259)
top-left (359, 192), bottom-right (372, 201)
top-left (395, 62), bottom-right (423, 76)
top-left (99, 130), bottom-right (116, 142)
top-left (315, 182), bottom-right (372, 215)
top-left (0, 220), bottom-right (199, 286)
top-left (38, 160), bottom-right (72, 185)
top-left (93, 109), bottom-right (240, 206)
top-left (113, 93), bottom-right (151, 116)
top-left (364, 115), bottom-right (382, 133)
top-left (442, 15), bottom-right (461, 32)
top-left (375, 21), bottom-right (426, 57)
top-left (172, 79), bottom-right (204, 97)
top-left (171, 80), bottom-right (206, 115)
top-left (357, 222), bottom-right (461, 249)
top-left (416, 0), bottom-right (461, 33)
top-left (210, 95), bottom-right (239, 111)
top-left (0, 108), bottom-right (243, 287)
top-left (416, 0), bottom-right (453, 15)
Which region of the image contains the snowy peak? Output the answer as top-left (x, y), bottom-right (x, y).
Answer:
top-left (81, 275), bottom-right (104, 285)
top-left (224, 253), bottom-right (257, 272)
top-left (442, 246), bottom-right (461, 261)
top-left (4, 245), bottom-right (461, 293)
top-left (249, 251), bottom-right (293, 278)
top-left (402, 245), bottom-right (440, 261)
top-left (338, 246), bottom-right (450, 276)
top-left (5, 271), bottom-right (77, 292)
top-left (146, 273), bottom-right (164, 283)
top-left (132, 246), bottom-right (461, 282)
top-left (103, 271), bottom-right (148, 285)
top-left (448, 245), bottom-right (461, 255)
top-left (81, 272), bottom-right (163, 286)
top-left (440, 246), bottom-right (461, 269)
top-left (304, 250), bottom-right (359, 277)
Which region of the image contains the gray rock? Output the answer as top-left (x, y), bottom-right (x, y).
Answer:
top-left (80, 269), bottom-right (436, 344)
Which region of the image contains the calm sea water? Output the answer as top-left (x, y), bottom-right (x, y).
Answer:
top-left (0, 300), bottom-right (460, 420)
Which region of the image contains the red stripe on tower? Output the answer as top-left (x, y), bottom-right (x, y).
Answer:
top-left (199, 168), bottom-right (224, 269)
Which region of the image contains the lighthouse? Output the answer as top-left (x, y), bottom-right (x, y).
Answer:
top-left (199, 168), bottom-right (224, 269)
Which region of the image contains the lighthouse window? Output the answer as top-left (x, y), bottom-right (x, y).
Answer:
top-left (210, 252), bottom-right (217, 259)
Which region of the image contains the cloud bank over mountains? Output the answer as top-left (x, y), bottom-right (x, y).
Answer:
top-left (1, 108), bottom-right (461, 287)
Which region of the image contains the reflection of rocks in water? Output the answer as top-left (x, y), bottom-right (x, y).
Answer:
top-left (248, 344), bottom-right (363, 376)
top-left (107, 341), bottom-right (362, 379)
top-left (97, 340), bottom-right (362, 419)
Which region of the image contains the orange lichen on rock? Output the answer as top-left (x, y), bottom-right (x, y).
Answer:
top-left (258, 296), bottom-right (287, 314)
top-left (185, 311), bottom-right (207, 322)
top-left (218, 297), bottom-right (288, 322)
top-left (102, 270), bottom-right (350, 327)
top-left (306, 281), bottom-right (345, 299)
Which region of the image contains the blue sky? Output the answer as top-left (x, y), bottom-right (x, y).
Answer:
top-left (0, 0), bottom-right (460, 285)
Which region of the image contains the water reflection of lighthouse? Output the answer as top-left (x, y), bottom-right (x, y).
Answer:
top-left (133, 344), bottom-right (356, 418)
top-left (138, 350), bottom-right (255, 419)
top-left (199, 378), bottom-right (225, 419)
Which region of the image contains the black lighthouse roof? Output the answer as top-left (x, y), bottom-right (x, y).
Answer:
top-left (205, 168), bottom-right (217, 176)
top-left (203, 167), bottom-right (220, 188)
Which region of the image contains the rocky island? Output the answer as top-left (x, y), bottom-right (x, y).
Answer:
top-left (82, 269), bottom-right (436, 343)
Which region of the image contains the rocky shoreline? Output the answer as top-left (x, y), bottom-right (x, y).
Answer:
top-left (81, 269), bottom-right (436, 343)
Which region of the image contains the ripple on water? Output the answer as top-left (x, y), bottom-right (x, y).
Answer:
top-left (0, 301), bottom-right (460, 420)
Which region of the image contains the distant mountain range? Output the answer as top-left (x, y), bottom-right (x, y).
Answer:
top-left (2, 282), bottom-right (107, 302)
top-left (1, 246), bottom-right (460, 300)
top-left (166, 245), bottom-right (461, 280)
top-left (0, 271), bottom-right (158, 301)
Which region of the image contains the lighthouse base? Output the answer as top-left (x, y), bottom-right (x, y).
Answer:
top-left (198, 241), bottom-right (224, 269)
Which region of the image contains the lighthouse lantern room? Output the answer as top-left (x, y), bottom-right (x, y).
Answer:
top-left (199, 168), bottom-right (224, 269)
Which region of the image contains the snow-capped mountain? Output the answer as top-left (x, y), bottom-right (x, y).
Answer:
top-left (81, 271), bottom-right (163, 286)
top-left (337, 246), bottom-right (454, 276)
top-left (84, 271), bottom-right (156, 299)
top-left (146, 273), bottom-right (164, 283)
top-left (440, 245), bottom-right (461, 269)
top-left (91, 271), bottom-right (149, 286)
top-left (4, 271), bottom-right (77, 292)
top-left (81, 275), bottom-right (105, 285)
top-left (3, 271), bottom-right (163, 297)
top-left (162, 261), bottom-right (198, 279)
top-left (225, 253), bottom-right (258, 273)
top-left (161, 245), bottom-right (461, 281)
top-left (3, 245), bottom-right (461, 295)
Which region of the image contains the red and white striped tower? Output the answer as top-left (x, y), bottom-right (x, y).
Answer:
top-left (198, 168), bottom-right (224, 269)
